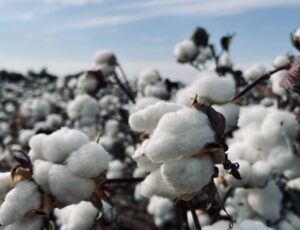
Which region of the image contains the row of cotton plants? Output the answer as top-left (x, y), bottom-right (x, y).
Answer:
top-left (0, 26), bottom-right (300, 230)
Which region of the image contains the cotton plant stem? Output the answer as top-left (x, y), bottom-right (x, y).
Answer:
top-left (117, 63), bottom-right (135, 99)
top-left (112, 73), bottom-right (136, 103)
top-left (190, 62), bottom-right (202, 72)
top-left (104, 177), bottom-right (145, 184)
top-left (179, 201), bottom-right (190, 230)
top-left (187, 201), bottom-right (202, 230)
top-left (231, 65), bottom-right (290, 102)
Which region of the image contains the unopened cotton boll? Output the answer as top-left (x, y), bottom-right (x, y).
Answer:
top-left (55, 201), bottom-right (98, 230)
top-left (129, 101), bottom-right (183, 133)
top-left (140, 169), bottom-right (177, 199)
top-left (0, 181), bottom-right (41, 226)
top-left (174, 40), bottom-right (198, 63)
top-left (145, 107), bottom-right (215, 162)
top-left (250, 161), bottom-right (271, 187)
top-left (147, 196), bottom-right (174, 227)
top-left (93, 50), bottom-right (116, 66)
top-left (161, 156), bottom-right (214, 195)
top-left (176, 72), bottom-right (235, 105)
top-left (272, 55), bottom-right (290, 68)
top-left (247, 181), bottom-right (282, 223)
top-left (66, 142), bottom-right (111, 178)
top-left (244, 64), bottom-right (267, 82)
top-left (107, 160), bottom-right (125, 179)
top-left (48, 164), bottom-right (96, 204)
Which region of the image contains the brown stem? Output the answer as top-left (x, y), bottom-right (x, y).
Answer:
top-left (112, 73), bottom-right (136, 103)
top-left (187, 201), bottom-right (201, 230)
top-left (104, 177), bottom-right (145, 184)
top-left (231, 65), bottom-right (290, 102)
top-left (117, 63), bottom-right (135, 99)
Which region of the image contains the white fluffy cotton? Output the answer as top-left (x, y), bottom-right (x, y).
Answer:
top-left (244, 64), bottom-right (267, 82)
top-left (174, 40), bottom-right (198, 63)
top-left (272, 55), bottom-right (290, 68)
top-left (176, 72), bottom-right (235, 104)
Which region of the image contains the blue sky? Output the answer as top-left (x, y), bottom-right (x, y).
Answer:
top-left (0, 0), bottom-right (299, 80)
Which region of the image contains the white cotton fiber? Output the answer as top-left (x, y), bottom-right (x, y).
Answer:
top-left (145, 107), bottom-right (215, 162)
top-left (249, 161), bottom-right (271, 187)
top-left (174, 40), bottom-right (198, 63)
top-left (28, 133), bottom-right (47, 161)
top-left (161, 156), bottom-right (214, 194)
top-left (129, 101), bottom-right (183, 132)
top-left (244, 64), bottom-right (267, 82)
top-left (48, 165), bottom-right (96, 204)
top-left (140, 169), bottom-right (177, 199)
top-left (137, 68), bottom-right (162, 91)
top-left (77, 73), bottom-right (98, 93)
top-left (247, 181), bottom-right (282, 223)
top-left (272, 55), bottom-right (290, 68)
top-left (107, 160), bottom-right (125, 179)
top-left (130, 97), bottom-right (160, 114)
top-left (55, 201), bottom-right (98, 230)
top-left (0, 181), bottom-right (41, 226)
top-left (225, 159), bottom-right (251, 187)
top-left (218, 52), bottom-right (232, 68)
top-left (213, 103), bottom-right (239, 132)
top-left (0, 172), bottom-right (12, 202)
top-left (270, 70), bottom-right (287, 96)
top-left (32, 160), bottom-right (52, 193)
top-left (238, 219), bottom-right (274, 230)
top-left (176, 72), bottom-right (235, 105)
top-left (66, 142), bottom-right (110, 178)
top-left (133, 140), bottom-right (161, 172)
top-left (237, 105), bottom-right (269, 128)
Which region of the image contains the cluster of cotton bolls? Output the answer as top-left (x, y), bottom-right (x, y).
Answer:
top-left (129, 101), bottom-right (218, 200)
top-left (29, 127), bottom-right (111, 204)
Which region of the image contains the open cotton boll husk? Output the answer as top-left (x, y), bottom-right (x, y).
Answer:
top-left (48, 165), bottom-right (96, 204)
top-left (66, 142), bottom-right (110, 178)
top-left (145, 107), bottom-right (215, 163)
top-left (247, 181), bottom-right (282, 223)
top-left (140, 169), bottom-right (177, 199)
top-left (176, 72), bottom-right (235, 105)
top-left (161, 156), bottom-right (214, 195)
top-left (0, 181), bottom-right (41, 226)
top-left (129, 101), bottom-right (183, 133)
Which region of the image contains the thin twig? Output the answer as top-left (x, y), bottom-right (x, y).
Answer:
top-left (190, 62), bottom-right (202, 72)
top-left (112, 73), bottom-right (136, 103)
top-left (104, 177), bottom-right (145, 184)
top-left (117, 63), bottom-right (135, 99)
top-left (179, 201), bottom-right (190, 230)
top-left (231, 65), bottom-right (290, 102)
top-left (187, 201), bottom-right (201, 230)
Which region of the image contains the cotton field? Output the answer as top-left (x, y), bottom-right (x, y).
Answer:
top-left (1, 27), bottom-right (300, 230)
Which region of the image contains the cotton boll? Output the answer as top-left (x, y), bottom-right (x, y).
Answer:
top-left (137, 68), bottom-right (162, 92)
top-left (244, 64), bottom-right (267, 82)
top-left (238, 219), bottom-right (274, 230)
top-left (145, 107), bottom-right (215, 162)
top-left (28, 133), bottom-right (47, 161)
top-left (144, 82), bottom-right (168, 99)
top-left (238, 105), bottom-right (269, 128)
top-left (272, 55), bottom-right (290, 68)
top-left (32, 159), bottom-right (52, 193)
top-left (46, 114), bottom-right (63, 129)
top-left (218, 52), bottom-right (232, 68)
top-left (99, 95), bottom-right (120, 116)
top-left (18, 129), bottom-right (35, 146)
top-left (77, 73), bottom-right (98, 94)
top-left (133, 140), bottom-right (161, 172)
top-left (104, 119), bottom-right (120, 137)
top-left (67, 94), bottom-right (100, 121)
top-left (250, 161), bottom-right (271, 187)
top-left (277, 220), bottom-right (295, 230)
top-left (0, 173), bottom-right (12, 202)
top-left (4, 217), bottom-right (44, 230)
top-left (48, 165), bottom-right (96, 204)
top-left (0, 181), bottom-right (41, 226)
top-left (55, 201), bottom-right (98, 230)
top-left (213, 103), bottom-right (239, 132)
top-left (147, 196), bottom-right (174, 227)
top-left (129, 101), bottom-right (183, 133)
top-left (140, 169), bottom-right (177, 199)
top-left (174, 40), bottom-right (198, 63)
top-left (107, 160), bottom-right (125, 179)
top-left (270, 70), bottom-right (287, 96)
top-left (130, 97), bottom-right (160, 114)
top-left (286, 211), bottom-right (300, 229)
top-left (247, 181), bottom-right (282, 223)
top-left (260, 110), bottom-right (298, 145)
top-left (66, 142), bottom-right (110, 178)
top-left (176, 72), bottom-right (235, 105)
top-left (41, 128), bottom-right (89, 163)
top-left (93, 50), bottom-right (116, 66)
top-left (161, 156), bottom-right (214, 195)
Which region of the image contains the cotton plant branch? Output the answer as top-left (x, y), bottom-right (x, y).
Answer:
top-left (116, 63), bottom-right (135, 99)
top-left (104, 177), bottom-right (145, 184)
top-left (231, 65), bottom-right (290, 102)
top-left (112, 73), bottom-right (136, 103)
top-left (187, 201), bottom-right (202, 230)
